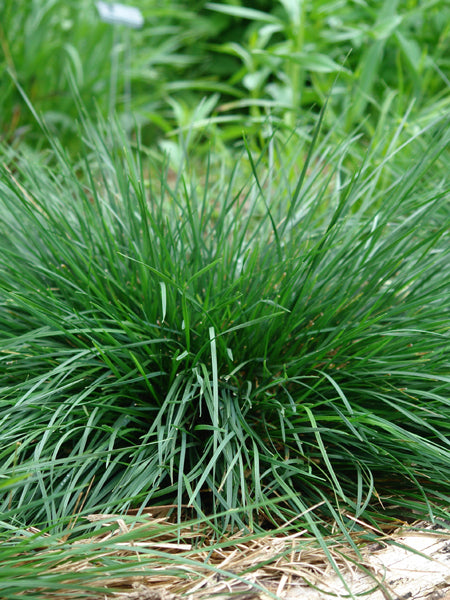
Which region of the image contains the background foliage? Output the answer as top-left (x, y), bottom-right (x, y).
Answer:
top-left (1, 0), bottom-right (449, 152)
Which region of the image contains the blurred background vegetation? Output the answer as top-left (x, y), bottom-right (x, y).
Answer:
top-left (1, 0), bottom-right (449, 157)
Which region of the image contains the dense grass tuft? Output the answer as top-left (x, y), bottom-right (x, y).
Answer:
top-left (1, 112), bottom-right (449, 536)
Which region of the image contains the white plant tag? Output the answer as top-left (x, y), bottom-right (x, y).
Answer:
top-left (96, 1), bottom-right (144, 28)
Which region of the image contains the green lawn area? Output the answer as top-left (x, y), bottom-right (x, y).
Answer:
top-left (0, 1), bottom-right (449, 598)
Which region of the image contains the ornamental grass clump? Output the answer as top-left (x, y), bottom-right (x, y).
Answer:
top-left (0, 112), bottom-right (449, 536)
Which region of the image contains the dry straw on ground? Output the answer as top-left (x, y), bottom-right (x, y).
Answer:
top-left (13, 508), bottom-right (450, 600)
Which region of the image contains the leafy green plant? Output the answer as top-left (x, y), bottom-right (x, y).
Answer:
top-left (203, 0), bottom-right (450, 139)
top-left (0, 104), bottom-right (448, 539)
top-left (0, 0), bottom-right (217, 150)
top-left (2, 0), bottom-right (449, 156)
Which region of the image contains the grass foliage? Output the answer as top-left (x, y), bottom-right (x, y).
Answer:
top-left (1, 110), bottom-right (449, 540)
